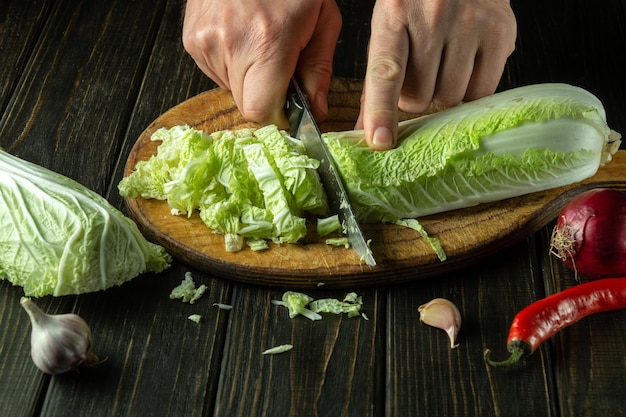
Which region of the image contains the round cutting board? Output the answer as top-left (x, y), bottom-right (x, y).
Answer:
top-left (124, 78), bottom-right (626, 288)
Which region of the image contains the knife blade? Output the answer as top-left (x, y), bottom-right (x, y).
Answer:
top-left (285, 78), bottom-right (376, 266)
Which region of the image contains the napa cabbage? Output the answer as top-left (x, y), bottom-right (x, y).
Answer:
top-left (0, 149), bottom-right (171, 297)
top-left (323, 84), bottom-right (621, 222)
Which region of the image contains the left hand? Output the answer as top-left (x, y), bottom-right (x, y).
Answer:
top-left (356, 0), bottom-right (517, 150)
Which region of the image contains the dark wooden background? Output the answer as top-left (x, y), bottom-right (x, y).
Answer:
top-left (1, 0), bottom-right (625, 416)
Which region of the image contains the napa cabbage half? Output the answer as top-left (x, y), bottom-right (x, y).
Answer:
top-left (0, 149), bottom-right (171, 297)
top-left (323, 83), bottom-right (621, 222)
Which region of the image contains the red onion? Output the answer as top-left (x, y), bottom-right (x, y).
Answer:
top-left (550, 188), bottom-right (626, 278)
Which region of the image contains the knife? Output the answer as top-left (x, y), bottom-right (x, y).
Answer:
top-left (285, 78), bottom-right (376, 267)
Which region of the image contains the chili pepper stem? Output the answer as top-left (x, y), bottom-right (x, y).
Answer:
top-left (483, 347), bottom-right (526, 367)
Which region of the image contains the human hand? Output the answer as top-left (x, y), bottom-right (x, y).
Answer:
top-left (356, 0), bottom-right (517, 150)
top-left (182, 0), bottom-right (342, 127)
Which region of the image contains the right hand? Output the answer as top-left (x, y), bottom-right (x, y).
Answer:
top-left (182, 0), bottom-right (342, 128)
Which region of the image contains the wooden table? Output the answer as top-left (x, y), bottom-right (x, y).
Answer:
top-left (1, 1), bottom-right (625, 416)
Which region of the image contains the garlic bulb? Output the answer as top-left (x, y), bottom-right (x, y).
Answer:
top-left (418, 298), bottom-right (462, 349)
top-left (20, 297), bottom-right (99, 375)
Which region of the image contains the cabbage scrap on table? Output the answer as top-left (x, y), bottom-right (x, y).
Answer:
top-left (119, 84), bottom-right (620, 253)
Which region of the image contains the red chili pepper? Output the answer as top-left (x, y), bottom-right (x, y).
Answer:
top-left (484, 277), bottom-right (626, 367)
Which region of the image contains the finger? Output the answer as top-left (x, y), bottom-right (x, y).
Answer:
top-left (296, 1), bottom-right (342, 122)
top-left (464, 38), bottom-right (516, 101)
top-left (185, 34), bottom-right (229, 88)
top-left (454, 7), bottom-right (517, 102)
top-left (360, 6), bottom-right (409, 150)
top-left (227, 31), bottom-right (299, 128)
top-left (238, 57), bottom-right (293, 128)
top-left (463, 52), bottom-right (505, 102)
top-left (397, 33), bottom-right (442, 114)
top-left (195, 50), bottom-right (229, 90)
top-left (431, 40), bottom-right (477, 107)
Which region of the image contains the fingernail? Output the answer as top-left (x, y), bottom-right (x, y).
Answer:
top-left (372, 127), bottom-right (394, 149)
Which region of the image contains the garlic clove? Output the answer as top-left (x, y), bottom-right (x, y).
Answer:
top-left (20, 297), bottom-right (99, 375)
top-left (418, 298), bottom-right (462, 349)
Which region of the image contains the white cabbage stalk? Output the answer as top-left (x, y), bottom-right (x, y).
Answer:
top-left (323, 83), bottom-right (621, 223)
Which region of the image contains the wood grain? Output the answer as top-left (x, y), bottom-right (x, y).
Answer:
top-left (386, 240), bottom-right (555, 417)
top-left (214, 286), bottom-right (384, 416)
top-left (123, 79), bottom-right (626, 288)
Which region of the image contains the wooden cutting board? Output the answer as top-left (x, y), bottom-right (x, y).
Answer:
top-left (124, 78), bottom-right (626, 289)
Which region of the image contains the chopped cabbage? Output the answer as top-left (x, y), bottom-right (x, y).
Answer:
top-left (325, 237), bottom-right (350, 248)
top-left (317, 214), bottom-right (342, 236)
top-left (0, 149), bottom-right (171, 297)
top-left (119, 125), bottom-right (328, 251)
top-left (272, 291), bottom-right (321, 321)
top-left (273, 291), bottom-right (364, 319)
top-left (394, 219), bottom-right (446, 261)
top-left (262, 344), bottom-right (293, 355)
top-left (188, 314), bottom-right (202, 323)
top-left (309, 292), bottom-right (363, 318)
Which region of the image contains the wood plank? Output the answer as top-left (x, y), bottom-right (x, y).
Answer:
top-left (107, 0), bottom-right (217, 209)
top-left (332, 0), bottom-right (373, 79)
top-left (0, 0), bottom-right (54, 117)
top-left (214, 285), bottom-right (384, 417)
top-left (0, 0), bottom-right (167, 193)
top-left (387, 238), bottom-right (556, 417)
top-left (38, 266), bottom-right (231, 417)
top-left (29, 1), bottom-right (231, 416)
